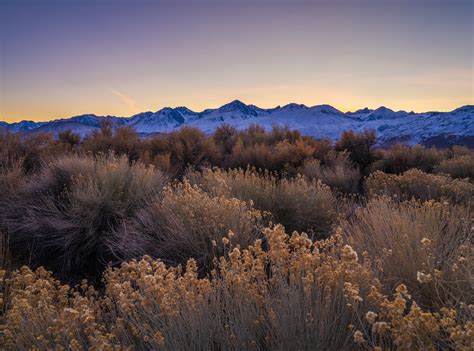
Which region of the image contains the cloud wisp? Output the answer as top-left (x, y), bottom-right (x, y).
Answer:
top-left (110, 89), bottom-right (139, 112)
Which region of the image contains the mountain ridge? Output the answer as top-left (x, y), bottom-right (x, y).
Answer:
top-left (1, 101), bottom-right (473, 147)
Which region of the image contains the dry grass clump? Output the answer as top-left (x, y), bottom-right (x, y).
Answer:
top-left (366, 169), bottom-right (473, 204)
top-left (189, 168), bottom-right (337, 238)
top-left (343, 196), bottom-right (473, 308)
top-left (300, 151), bottom-right (361, 194)
top-left (372, 144), bottom-right (446, 174)
top-left (0, 154), bottom-right (167, 283)
top-left (2, 226), bottom-right (473, 350)
top-left (434, 154), bottom-right (474, 180)
top-left (114, 180), bottom-right (266, 270)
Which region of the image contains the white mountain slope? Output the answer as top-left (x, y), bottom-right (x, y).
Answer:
top-left (1, 101), bottom-right (473, 147)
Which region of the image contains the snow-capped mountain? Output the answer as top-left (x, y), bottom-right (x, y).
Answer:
top-left (1, 100), bottom-right (473, 147)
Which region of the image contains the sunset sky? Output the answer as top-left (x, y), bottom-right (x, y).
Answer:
top-left (1, 0), bottom-right (473, 122)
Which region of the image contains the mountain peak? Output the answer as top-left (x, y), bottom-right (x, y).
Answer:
top-left (310, 104), bottom-right (345, 116)
top-left (374, 106), bottom-right (394, 113)
top-left (352, 107), bottom-right (373, 114)
top-left (218, 100), bottom-right (256, 115)
top-left (175, 106), bottom-right (195, 115)
top-left (282, 103), bottom-right (307, 110)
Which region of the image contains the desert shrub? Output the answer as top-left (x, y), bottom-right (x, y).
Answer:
top-left (114, 181), bottom-right (265, 271)
top-left (301, 151), bottom-right (361, 193)
top-left (371, 144), bottom-right (446, 174)
top-left (0, 158), bottom-right (25, 198)
top-left (335, 130), bottom-right (376, 172)
top-left (139, 135), bottom-right (173, 172)
top-left (344, 196), bottom-right (473, 308)
top-left (223, 126), bottom-right (330, 173)
top-left (3, 226), bottom-right (473, 350)
top-left (0, 132), bottom-right (24, 169)
top-left (57, 129), bottom-right (81, 150)
top-left (366, 169), bottom-right (473, 204)
top-left (273, 138), bottom-right (316, 174)
top-left (83, 124), bottom-right (141, 161)
top-left (81, 120), bottom-right (114, 153)
top-left (267, 125), bottom-right (302, 144)
top-left (187, 167), bottom-right (278, 211)
top-left (434, 154), bottom-right (474, 180)
top-left (0, 132), bottom-right (59, 175)
top-left (213, 123), bottom-right (238, 159)
top-left (165, 127), bottom-right (218, 176)
top-left (235, 124), bottom-right (268, 146)
top-left (110, 126), bottom-right (141, 160)
top-left (275, 176), bottom-right (337, 238)
top-left (309, 137), bottom-right (333, 160)
top-left (1, 266), bottom-right (114, 349)
top-left (226, 139), bottom-right (275, 171)
top-left (189, 168), bottom-right (337, 238)
top-left (0, 154), bottom-right (167, 283)
top-left (450, 145), bottom-right (474, 158)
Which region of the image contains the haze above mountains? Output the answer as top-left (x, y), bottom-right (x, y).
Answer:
top-left (1, 100), bottom-right (473, 147)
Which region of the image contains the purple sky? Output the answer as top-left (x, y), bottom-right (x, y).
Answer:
top-left (1, 0), bottom-right (472, 122)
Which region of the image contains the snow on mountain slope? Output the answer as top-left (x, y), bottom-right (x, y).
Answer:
top-left (28, 115), bottom-right (128, 137)
top-left (0, 120), bottom-right (44, 133)
top-left (368, 106), bottom-right (474, 146)
top-left (1, 102), bottom-right (473, 147)
top-left (129, 108), bottom-right (186, 133)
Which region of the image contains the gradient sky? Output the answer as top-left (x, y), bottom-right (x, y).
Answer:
top-left (1, 0), bottom-right (473, 122)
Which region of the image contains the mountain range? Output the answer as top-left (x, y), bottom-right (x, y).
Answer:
top-left (1, 100), bottom-right (473, 147)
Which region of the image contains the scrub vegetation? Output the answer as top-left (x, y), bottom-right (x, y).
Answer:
top-left (1, 125), bottom-right (472, 350)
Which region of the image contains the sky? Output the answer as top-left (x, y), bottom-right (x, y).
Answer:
top-left (0, 0), bottom-right (473, 122)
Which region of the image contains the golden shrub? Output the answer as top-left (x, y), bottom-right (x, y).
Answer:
top-left (366, 169), bottom-right (473, 204)
top-left (434, 154), bottom-right (474, 180)
top-left (113, 180), bottom-right (266, 270)
top-left (188, 167), bottom-right (337, 238)
top-left (2, 226), bottom-right (472, 350)
top-left (343, 196), bottom-right (473, 308)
